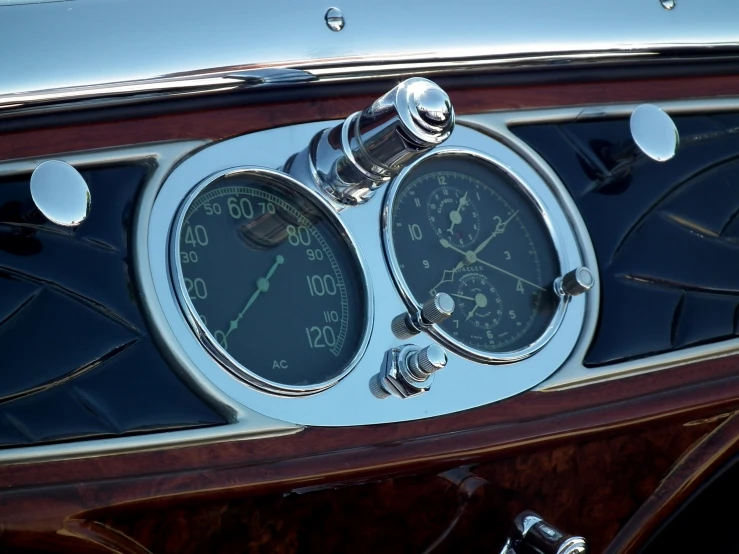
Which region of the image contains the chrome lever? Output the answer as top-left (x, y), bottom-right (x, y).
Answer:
top-left (300, 77), bottom-right (455, 205)
top-left (499, 511), bottom-right (588, 554)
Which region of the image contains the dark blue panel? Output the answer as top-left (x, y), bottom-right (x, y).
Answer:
top-left (0, 163), bottom-right (225, 448)
top-left (0, 288), bottom-right (135, 400)
top-left (71, 340), bottom-right (224, 431)
top-left (673, 292), bottom-right (737, 349)
top-left (0, 273), bottom-right (38, 325)
top-left (587, 278), bottom-right (681, 365)
top-left (0, 414), bottom-right (31, 447)
top-left (1, 386), bottom-right (114, 444)
top-left (512, 113), bottom-right (739, 366)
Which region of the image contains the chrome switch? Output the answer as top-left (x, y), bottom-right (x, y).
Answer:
top-left (499, 511), bottom-right (588, 554)
top-left (391, 292), bottom-right (455, 339)
top-left (295, 77), bottom-right (455, 205)
top-left (371, 344), bottom-right (448, 399)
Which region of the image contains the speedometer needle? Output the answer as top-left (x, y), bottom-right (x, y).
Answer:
top-left (224, 255), bottom-right (285, 340)
top-left (439, 239), bottom-right (545, 292)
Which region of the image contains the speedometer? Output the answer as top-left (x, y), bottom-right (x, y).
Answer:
top-left (170, 168), bottom-right (369, 394)
top-left (385, 150), bottom-right (565, 363)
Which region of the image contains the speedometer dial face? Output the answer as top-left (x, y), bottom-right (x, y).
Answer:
top-left (387, 153), bottom-right (562, 360)
top-left (171, 169), bottom-right (367, 393)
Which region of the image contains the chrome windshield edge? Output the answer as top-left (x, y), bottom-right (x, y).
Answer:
top-left (2, 49), bottom-right (736, 118)
top-left (4, 0), bottom-right (738, 114)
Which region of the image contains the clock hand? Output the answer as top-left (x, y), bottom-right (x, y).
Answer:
top-left (439, 239), bottom-right (545, 292)
top-left (429, 259), bottom-right (465, 296)
top-left (224, 254), bottom-right (285, 340)
top-left (466, 305), bottom-right (479, 321)
top-left (472, 210), bottom-right (519, 256)
top-left (465, 292), bottom-right (488, 321)
top-left (447, 191), bottom-right (469, 233)
top-left (475, 257), bottom-right (545, 291)
top-left (449, 293), bottom-right (475, 301)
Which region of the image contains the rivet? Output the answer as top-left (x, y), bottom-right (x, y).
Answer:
top-left (325, 7), bottom-right (345, 32)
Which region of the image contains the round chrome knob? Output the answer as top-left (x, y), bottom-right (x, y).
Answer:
top-left (407, 344), bottom-right (447, 380)
top-left (420, 293), bottom-right (455, 325)
top-left (557, 267), bottom-right (594, 297)
top-left (391, 293), bottom-right (455, 339)
top-left (369, 373), bottom-right (391, 399)
top-left (354, 77), bottom-right (454, 170)
top-left (630, 104), bottom-right (679, 162)
top-left (391, 313), bottom-right (417, 340)
top-left (305, 77), bottom-right (455, 204)
top-left (30, 160), bottom-right (91, 227)
top-left (410, 84), bottom-right (454, 135)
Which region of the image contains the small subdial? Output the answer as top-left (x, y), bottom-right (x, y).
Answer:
top-left (426, 184), bottom-right (481, 248)
top-left (453, 273), bottom-right (503, 330)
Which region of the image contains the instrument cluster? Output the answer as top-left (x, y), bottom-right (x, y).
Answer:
top-left (138, 78), bottom-right (597, 425)
top-left (386, 149), bottom-right (566, 363)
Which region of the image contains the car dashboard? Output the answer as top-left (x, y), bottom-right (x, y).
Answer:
top-left (3, 1), bottom-right (739, 553)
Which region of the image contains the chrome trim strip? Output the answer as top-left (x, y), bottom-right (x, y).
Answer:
top-left (2, 0), bottom-right (739, 115)
top-left (0, 141), bottom-right (302, 464)
top-left (463, 97), bottom-right (739, 391)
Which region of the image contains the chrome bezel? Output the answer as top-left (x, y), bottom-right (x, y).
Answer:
top-left (382, 147), bottom-right (569, 363)
top-left (138, 121), bottom-right (591, 427)
top-left (169, 167), bottom-right (374, 396)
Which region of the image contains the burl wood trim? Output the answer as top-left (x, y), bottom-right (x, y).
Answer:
top-left (605, 412), bottom-right (739, 553)
top-left (0, 417), bottom-right (720, 554)
top-left (3, 73), bottom-right (739, 162)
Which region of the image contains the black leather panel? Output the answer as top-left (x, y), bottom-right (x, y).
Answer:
top-left (512, 114), bottom-right (739, 366)
top-left (0, 164), bottom-right (225, 448)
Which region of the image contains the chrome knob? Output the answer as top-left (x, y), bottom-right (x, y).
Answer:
top-left (555, 267), bottom-right (594, 298)
top-left (413, 86), bottom-right (452, 129)
top-left (499, 511), bottom-right (588, 554)
top-left (306, 77), bottom-right (455, 205)
top-left (629, 104), bottom-right (679, 162)
top-left (391, 313), bottom-right (418, 340)
top-left (369, 373), bottom-right (391, 399)
top-left (374, 343), bottom-right (449, 399)
top-left (407, 344), bottom-right (447, 380)
top-left (30, 160), bottom-right (91, 227)
top-left (421, 293), bottom-right (455, 324)
top-left (391, 293), bottom-right (455, 339)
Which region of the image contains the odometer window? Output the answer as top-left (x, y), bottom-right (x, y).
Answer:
top-left (171, 169), bottom-right (367, 394)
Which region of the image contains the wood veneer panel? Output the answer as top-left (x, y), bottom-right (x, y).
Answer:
top-left (3, 74), bottom-right (739, 162)
top-left (0, 357), bottom-right (736, 552)
top-left (605, 412), bottom-right (739, 553)
top-left (0, 417), bottom-right (720, 553)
